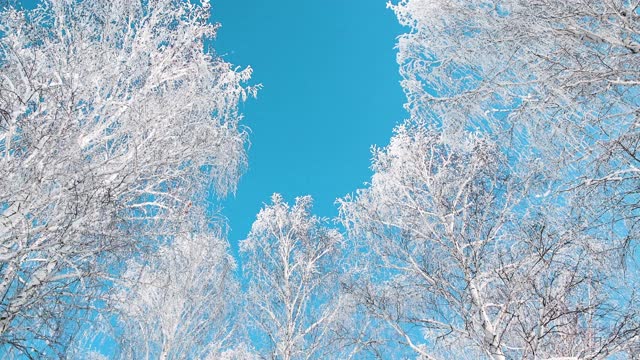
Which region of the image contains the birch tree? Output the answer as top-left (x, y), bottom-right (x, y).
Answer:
top-left (111, 228), bottom-right (243, 360)
top-left (340, 123), bottom-right (640, 359)
top-left (241, 194), bottom-right (354, 360)
top-left (389, 0), bottom-right (640, 250)
top-left (0, 0), bottom-right (253, 356)
top-left (338, 1), bottom-right (640, 357)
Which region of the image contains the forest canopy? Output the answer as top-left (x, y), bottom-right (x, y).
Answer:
top-left (0, 0), bottom-right (639, 359)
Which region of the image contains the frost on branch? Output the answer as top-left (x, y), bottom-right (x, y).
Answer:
top-left (241, 194), bottom-right (357, 360)
top-left (0, 0), bottom-right (253, 355)
top-left (389, 0), bottom-right (640, 249)
top-left (340, 123), bottom-right (640, 358)
top-left (355, 2), bottom-right (640, 355)
top-left (112, 230), bottom-right (242, 360)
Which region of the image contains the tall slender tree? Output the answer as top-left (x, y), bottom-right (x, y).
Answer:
top-left (241, 194), bottom-right (354, 360)
top-left (390, 0), bottom-right (640, 250)
top-left (338, 0), bottom-right (640, 357)
top-left (0, 0), bottom-right (253, 356)
top-left (111, 226), bottom-right (243, 360)
top-left (340, 123), bottom-right (640, 359)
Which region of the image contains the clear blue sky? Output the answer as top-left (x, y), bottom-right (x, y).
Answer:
top-left (212, 0), bottom-right (407, 253)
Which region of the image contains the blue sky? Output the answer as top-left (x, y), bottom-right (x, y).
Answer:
top-left (212, 0), bottom-right (407, 253)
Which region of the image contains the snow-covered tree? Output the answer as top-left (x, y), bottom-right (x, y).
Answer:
top-left (112, 227), bottom-right (242, 360)
top-left (67, 212), bottom-right (255, 360)
top-left (0, 0), bottom-right (253, 355)
top-left (241, 194), bottom-right (354, 360)
top-left (336, 1), bottom-right (640, 357)
top-left (340, 123), bottom-right (640, 359)
top-left (389, 0), bottom-right (640, 250)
